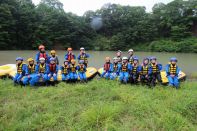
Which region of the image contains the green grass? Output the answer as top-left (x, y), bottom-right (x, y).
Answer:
top-left (0, 79), bottom-right (197, 131)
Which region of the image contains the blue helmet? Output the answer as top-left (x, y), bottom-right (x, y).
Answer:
top-left (133, 56), bottom-right (139, 61)
top-left (143, 57), bottom-right (149, 62)
top-left (170, 57), bottom-right (177, 62)
top-left (79, 60), bottom-right (84, 64)
top-left (150, 56), bottom-right (157, 61)
top-left (16, 57), bottom-right (23, 61)
top-left (50, 57), bottom-right (55, 61)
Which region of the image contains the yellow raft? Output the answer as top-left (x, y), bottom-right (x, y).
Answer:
top-left (0, 64), bottom-right (97, 81)
top-left (97, 68), bottom-right (186, 84)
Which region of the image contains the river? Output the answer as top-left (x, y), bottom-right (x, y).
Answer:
top-left (0, 50), bottom-right (196, 75)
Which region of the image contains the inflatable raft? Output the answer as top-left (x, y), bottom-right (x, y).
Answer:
top-left (0, 64), bottom-right (97, 81)
top-left (97, 67), bottom-right (186, 84)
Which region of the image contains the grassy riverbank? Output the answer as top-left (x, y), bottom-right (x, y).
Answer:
top-left (0, 79), bottom-right (197, 130)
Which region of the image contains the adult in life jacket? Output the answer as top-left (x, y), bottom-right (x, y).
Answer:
top-left (77, 60), bottom-right (87, 82)
top-left (119, 57), bottom-right (132, 83)
top-left (34, 57), bottom-right (49, 83)
top-left (60, 60), bottom-right (70, 81)
top-left (14, 57), bottom-right (27, 85)
top-left (49, 50), bottom-right (59, 65)
top-left (47, 57), bottom-right (59, 82)
top-left (69, 59), bottom-right (78, 82)
top-left (165, 57), bottom-right (181, 88)
top-left (150, 56), bottom-right (162, 86)
top-left (101, 57), bottom-right (113, 79)
top-left (130, 56), bottom-right (141, 84)
top-left (77, 47), bottom-right (90, 67)
top-left (128, 49), bottom-right (134, 65)
top-left (22, 58), bottom-right (37, 86)
top-left (110, 57), bottom-right (120, 80)
top-left (65, 47), bottom-right (76, 63)
top-left (35, 44), bottom-right (49, 64)
top-left (140, 57), bottom-right (152, 86)
top-left (116, 50), bottom-right (122, 63)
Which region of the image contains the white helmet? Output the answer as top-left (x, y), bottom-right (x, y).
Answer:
top-left (80, 47), bottom-right (85, 50)
top-left (39, 57), bottom-right (45, 61)
top-left (128, 49), bottom-right (134, 53)
top-left (113, 57), bottom-right (118, 60)
top-left (122, 56), bottom-right (128, 60)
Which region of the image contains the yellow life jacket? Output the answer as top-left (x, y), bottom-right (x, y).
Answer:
top-left (39, 64), bottom-right (46, 73)
top-left (142, 65), bottom-right (148, 75)
top-left (63, 65), bottom-right (69, 74)
top-left (113, 64), bottom-right (118, 72)
top-left (70, 64), bottom-right (76, 72)
top-left (132, 64), bottom-right (138, 74)
top-left (17, 63), bottom-right (25, 74)
top-left (170, 64), bottom-right (177, 75)
top-left (28, 64), bottom-right (35, 74)
top-left (122, 64), bottom-right (127, 72)
top-left (79, 65), bottom-right (85, 72)
top-left (129, 57), bottom-right (133, 64)
top-left (80, 54), bottom-right (88, 63)
top-left (151, 63), bottom-right (158, 73)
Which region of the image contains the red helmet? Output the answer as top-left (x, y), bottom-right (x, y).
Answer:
top-left (67, 47), bottom-right (72, 51)
top-left (39, 45), bottom-right (45, 50)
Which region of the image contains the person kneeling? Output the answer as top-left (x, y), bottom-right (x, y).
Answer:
top-left (69, 59), bottom-right (78, 82)
top-left (47, 58), bottom-right (58, 83)
top-left (165, 57), bottom-right (181, 89)
top-left (61, 60), bottom-right (70, 82)
top-left (77, 60), bottom-right (87, 82)
top-left (140, 58), bottom-right (152, 87)
top-left (14, 57), bottom-right (27, 85)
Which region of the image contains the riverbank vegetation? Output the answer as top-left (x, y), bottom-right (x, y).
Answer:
top-left (0, 79), bottom-right (197, 130)
top-left (0, 0), bottom-right (197, 52)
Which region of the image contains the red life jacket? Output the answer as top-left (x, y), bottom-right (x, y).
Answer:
top-left (104, 63), bottom-right (110, 71)
top-left (49, 64), bottom-right (56, 72)
top-left (39, 52), bottom-right (47, 59)
top-left (67, 54), bottom-right (74, 62)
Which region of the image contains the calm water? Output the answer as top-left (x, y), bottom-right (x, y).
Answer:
top-left (0, 50), bottom-right (196, 75)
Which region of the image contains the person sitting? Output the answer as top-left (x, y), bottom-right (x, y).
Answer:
top-left (77, 60), bottom-right (87, 82)
top-left (165, 57), bottom-right (181, 88)
top-left (65, 47), bottom-right (76, 63)
top-left (150, 56), bottom-right (162, 86)
top-left (22, 58), bottom-right (37, 86)
top-left (49, 50), bottom-right (59, 65)
top-left (47, 57), bottom-right (59, 82)
top-left (140, 57), bottom-right (152, 86)
top-left (110, 57), bottom-right (120, 80)
top-left (14, 57), bottom-right (27, 85)
top-left (77, 47), bottom-right (90, 67)
top-left (35, 44), bottom-right (49, 64)
top-left (128, 49), bottom-right (134, 65)
top-left (119, 57), bottom-right (132, 83)
top-left (61, 60), bottom-right (70, 82)
top-left (101, 57), bottom-right (113, 79)
top-left (69, 59), bottom-right (78, 82)
top-left (130, 56), bottom-right (141, 84)
top-left (34, 57), bottom-right (49, 84)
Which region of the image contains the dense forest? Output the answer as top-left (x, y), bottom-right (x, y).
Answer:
top-left (0, 0), bottom-right (197, 52)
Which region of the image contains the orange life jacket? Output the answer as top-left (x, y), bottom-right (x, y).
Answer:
top-left (49, 64), bottom-right (56, 72)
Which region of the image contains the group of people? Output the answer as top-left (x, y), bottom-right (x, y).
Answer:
top-left (101, 50), bottom-right (181, 88)
top-left (13, 45), bottom-right (90, 86)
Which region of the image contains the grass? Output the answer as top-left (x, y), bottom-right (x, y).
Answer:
top-left (0, 79), bottom-right (197, 131)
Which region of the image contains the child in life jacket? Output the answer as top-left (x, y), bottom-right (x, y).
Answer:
top-left (69, 59), bottom-right (78, 82)
top-left (101, 57), bottom-right (113, 79)
top-left (130, 56), bottom-right (141, 84)
top-left (110, 57), bottom-right (120, 80)
top-left (35, 44), bottom-right (49, 64)
top-left (65, 47), bottom-right (76, 63)
top-left (77, 60), bottom-right (87, 82)
top-left (61, 60), bottom-right (70, 81)
top-left (77, 47), bottom-right (90, 67)
top-left (140, 57), bottom-right (152, 86)
top-left (119, 57), bottom-right (132, 83)
top-left (47, 57), bottom-right (59, 82)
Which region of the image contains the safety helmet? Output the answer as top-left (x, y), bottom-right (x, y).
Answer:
top-left (113, 57), bottom-right (118, 60)
top-left (39, 57), bottom-right (45, 61)
top-left (38, 45), bottom-right (45, 50)
top-left (79, 60), bottom-right (84, 64)
top-left (80, 47), bottom-right (85, 50)
top-left (50, 57), bottom-right (55, 61)
top-left (117, 50), bottom-right (122, 53)
top-left (16, 57), bottom-right (23, 61)
top-left (71, 59), bottom-right (76, 63)
top-left (133, 56), bottom-right (139, 61)
top-left (50, 50), bottom-right (56, 54)
top-left (143, 57), bottom-right (149, 61)
top-left (27, 58), bottom-right (34, 62)
top-left (122, 56), bottom-right (128, 60)
top-left (64, 60), bottom-right (69, 62)
top-left (128, 49), bottom-right (134, 53)
top-left (150, 56), bottom-right (157, 61)
top-left (105, 57), bottom-right (110, 61)
top-left (170, 57), bottom-right (177, 62)
top-left (67, 47), bottom-right (72, 51)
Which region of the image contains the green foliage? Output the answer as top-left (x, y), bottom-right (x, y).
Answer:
top-left (0, 79), bottom-right (197, 130)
